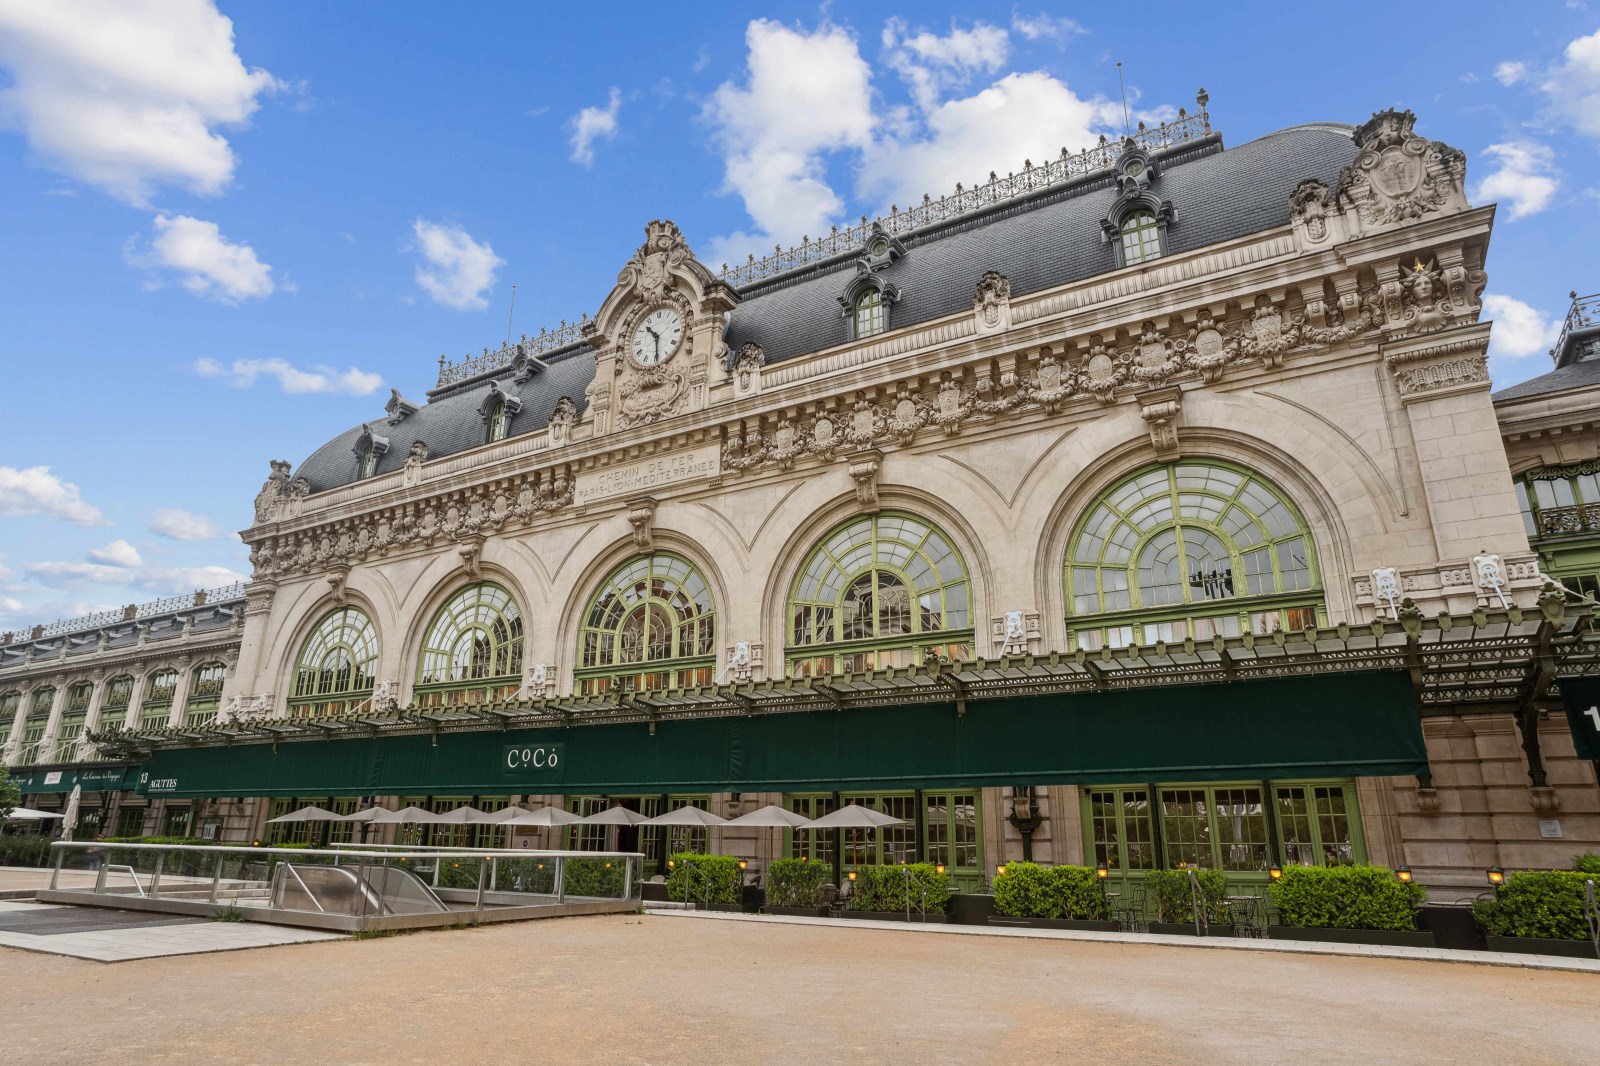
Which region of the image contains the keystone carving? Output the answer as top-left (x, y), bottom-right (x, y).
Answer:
top-left (1139, 387), bottom-right (1183, 459)
top-left (848, 450), bottom-right (883, 512)
top-left (627, 497), bottom-right (657, 552)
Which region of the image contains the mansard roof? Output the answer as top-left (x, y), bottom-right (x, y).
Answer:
top-left (1493, 358), bottom-right (1600, 403)
top-left (293, 121), bottom-right (1359, 495)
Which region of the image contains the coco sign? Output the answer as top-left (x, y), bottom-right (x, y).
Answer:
top-left (501, 743), bottom-right (565, 780)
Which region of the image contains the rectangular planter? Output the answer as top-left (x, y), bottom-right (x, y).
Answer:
top-left (839, 909), bottom-right (949, 924)
top-left (1148, 922), bottom-right (1236, 937)
top-left (1268, 926), bottom-right (1436, 948)
top-left (1484, 935), bottom-right (1600, 960)
top-left (700, 901), bottom-right (750, 913)
top-left (767, 905), bottom-right (831, 918)
top-left (987, 916), bottom-right (1120, 932)
top-left (948, 893), bottom-right (998, 926)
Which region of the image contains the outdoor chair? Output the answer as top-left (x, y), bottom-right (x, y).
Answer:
top-left (1115, 882), bottom-right (1148, 932)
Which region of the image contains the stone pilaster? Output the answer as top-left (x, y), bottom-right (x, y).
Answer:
top-left (166, 659), bottom-right (194, 728)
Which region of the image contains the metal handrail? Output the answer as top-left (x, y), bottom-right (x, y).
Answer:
top-left (1186, 868), bottom-right (1209, 936)
top-left (1585, 879), bottom-right (1598, 958)
top-left (902, 867), bottom-right (931, 922)
top-left (278, 863), bottom-right (328, 914)
top-left (676, 858), bottom-right (714, 907)
top-left (103, 864), bottom-right (145, 897)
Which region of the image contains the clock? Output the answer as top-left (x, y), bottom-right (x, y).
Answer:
top-left (631, 308), bottom-right (684, 367)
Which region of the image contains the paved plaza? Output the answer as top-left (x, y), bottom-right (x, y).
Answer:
top-left (2, 912), bottom-right (1595, 1065)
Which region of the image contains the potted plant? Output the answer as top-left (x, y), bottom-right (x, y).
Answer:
top-left (765, 858), bottom-right (833, 917)
top-left (1265, 865), bottom-right (1433, 947)
top-left (665, 853), bottom-right (745, 911)
top-left (839, 863), bottom-right (951, 922)
top-left (1473, 864), bottom-right (1600, 960)
top-left (987, 862), bottom-right (1119, 931)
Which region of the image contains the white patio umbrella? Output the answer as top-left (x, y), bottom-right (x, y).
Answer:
top-left (803, 804), bottom-right (905, 830)
top-left (500, 806), bottom-right (583, 827)
top-left (366, 805), bottom-right (442, 824)
top-left (61, 785), bottom-right (82, 842)
top-left (3, 808), bottom-right (64, 824)
top-left (475, 806), bottom-right (529, 824)
top-left (581, 805), bottom-right (648, 826)
top-left (641, 806), bottom-right (728, 827)
top-left (723, 804), bottom-right (811, 828)
top-left (428, 806), bottom-right (486, 825)
top-left (266, 804), bottom-right (345, 824)
top-left (340, 806), bottom-right (389, 822)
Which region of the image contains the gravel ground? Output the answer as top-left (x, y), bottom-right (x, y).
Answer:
top-left (1, 912), bottom-right (1594, 1065)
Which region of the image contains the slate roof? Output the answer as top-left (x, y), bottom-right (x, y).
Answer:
top-left (295, 122), bottom-right (1360, 494)
top-left (0, 602), bottom-right (242, 673)
top-left (1492, 358), bottom-right (1600, 403)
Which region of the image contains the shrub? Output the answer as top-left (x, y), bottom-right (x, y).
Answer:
top-left (992, 862), bottom-right (1113, 921)
top-left (0, 834), bottom-right (53, 868)
top-left (1573, 853), bottom-right (1600, 874)
top-left (1146, 868), bottom-right (1231, 925)
top-left (767, 858), bottom-right (832, 907)
top-left (1474, 871), bottom-right (1600, 941)
top-left (563, 856), bottom-right (626, 899)
top-left (665, 853), bottom-right (741, 905)
top-left (849, 863), bottom-right (952, 914)
top-left (1267, 866), bottom-right (1425, 931)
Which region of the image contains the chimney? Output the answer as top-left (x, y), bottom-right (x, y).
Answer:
top-left (122, 604), bottom-right (137, 621)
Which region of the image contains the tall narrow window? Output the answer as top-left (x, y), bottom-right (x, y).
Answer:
top-left (577, 553), bottom-right (716, 695)
top-left (100, 676), bottom-right (134, 730)
top-left (854, 288), bottom-right (885, 338)
top-left (359, 443), bottom-right (378, 479)
top-left (53, 681), bottom-right (93, 760)
top-left (185, 662), bottom-right (226, 726)
top-left (17, 687), bottom-right (54, 762)
top-left (0, 690), bottom-right (19, 753)
top-left (137, 671), bottom-right (177, 729)
top-left (486, 399), bottom-right (509, 443)
top-left (416, 583), bottom-right (524, 707)
top-left (1119, 209), bottom-right (1162, 266)
top-left (290, 606), bottom-right (378, 717)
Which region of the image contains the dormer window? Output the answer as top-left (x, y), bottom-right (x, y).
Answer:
top-left (486, 399), bottom-right (509, 443)
top-left (855, 288), bottom-right (885, 338)
top-left (1119, 209), bottom-right (1163, 266)
top-left (477, 380), bottom-right (522, 444)
top-left (359, 442), bottom-right (378, 479)
top-left (351, 427), bottom-right (389, 479)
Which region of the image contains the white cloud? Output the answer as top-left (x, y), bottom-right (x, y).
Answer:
top-left (862, 70), bottom-right (1120, 213)
top-left (1010, 12), bottom-right (1084, 42)
top-left (1494, 61), bottom-right (1528, 86)
top-left (0, 466), bottom-right (104, 525)
top-left (1485, 294), bottom-right (1562, 358)
top-left (569, 87), bottom-right (620, 165)
top-left (1541, 27), bottom-right (1600, 140)
top-left (128, 214), bottom-right (274, 302)
top-left (28, 560), bottom-right (247, 595)
top-left (410, 219), bottom-right (503, 310)
top-left (883, 19), bottom-right (1010, 111)
top-left (88, 540), bottom-right (142, 568)
top-left (704, 20), bottom-right (877, 248)
top-left (1473, 141), bottom-right (1560, 219)
top-left (193, 357), bottom-right (381, 395)
top-left (0, 0), bottom-right (280, 205)
top-left (149, 508), bottom-right (226, 541)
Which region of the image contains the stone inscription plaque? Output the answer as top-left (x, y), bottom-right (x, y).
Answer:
top-left (574, 445), bottom-right (720, 505)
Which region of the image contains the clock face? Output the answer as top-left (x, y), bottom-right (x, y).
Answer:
top-left (631, 308), bottom-right (684, 367)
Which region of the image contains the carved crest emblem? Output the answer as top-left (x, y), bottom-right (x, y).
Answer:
top-left (1087, 352), bottom-right (1117, 383)
top-left (812, 416), bottom-right (835, 449)
top-left (1371, 146), bottom-right (1424, 199)
top-left (639, 252), bottom-right (670, 301)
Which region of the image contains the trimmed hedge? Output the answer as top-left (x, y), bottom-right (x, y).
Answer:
top-left (564, 855), bottom-right (627, 899)
top-left (849, 863), bottom-right (952, 914)
top-left (992, 862), bottom-right (1112, 921)
top-left (1267, 866), bottom-right (1425, 931)
top-left (767, 858), bottom-right (832, 908)
top-left (0, 834), bottom-right (53, 868)
top-left (666, 853), bottom-right (741, 905)
top-left (1474, 871), bottom-right (1600, 941)
top-left (1574, 853), bottom-right (1600, 874)
top-left (1146, 868), bottom-right (1231, 925)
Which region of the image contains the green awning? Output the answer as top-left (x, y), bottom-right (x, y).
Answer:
top-left (16, 766), bottom-right (137, 794)
top-left (136, 670), bottom-right (1427, 799)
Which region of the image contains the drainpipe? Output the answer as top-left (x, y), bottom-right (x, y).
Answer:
top-left (1007, 786), bottom-right (1042, 862)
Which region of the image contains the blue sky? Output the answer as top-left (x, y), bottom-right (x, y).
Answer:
top-left (0, 0), bottom-right (1597, 631)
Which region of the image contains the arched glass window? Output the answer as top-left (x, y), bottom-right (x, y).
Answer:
top-left (17, 687), bottom-right (55, 761)
top-left (185, 662), bottom-right (226, 726)
top-left (0, 690), bottom-right (19, 751)
top-left (137, 671), bottom-right (177, 729)
top-left (787, 512), bottom-right (972, 678)
top-left (416, 583), bottom-right (524, 707)
top-left (291, 606), bottom-right (378, 717)
top-left (1119, 209), bottom-right (1162, 266)
top-left (854, 287), bottom-right (885, 339)
top-left (359, 442), bottom-right (378, 479)
top-left (486, 400), bottom-right (509, 443)
top-left (578, 553), bottom-right (716, 695)
top-left (101, 676), bottom-right (134, 726)
top-left (52, 681), bottom-right (94, 760)
top-left (1065, 461), bottom-right (1321, 650)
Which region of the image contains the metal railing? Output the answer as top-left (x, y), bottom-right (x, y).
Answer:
top-left (902, 866), bottom-right (932, 922)
top-left (435, 322), bottom-right (588, 389)
top-left (1185, 868), bottom-right (1210, 936)
top-left (1553, 292), bottom-right (1600, 363)
top-left (1586, 879), bottom-right (1598, 958)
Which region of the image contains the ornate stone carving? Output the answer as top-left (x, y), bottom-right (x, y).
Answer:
top-left (1391, 354), bottom-right (1489, 398)
top-left (1138, 388), bottom-right (1183, 459)
top-left (1338, 109), bottom-right (1468, 233)
top-left (1237, 297), bottom-right (1295, 369)
top-left (848, 450), bottom-right (883, 512)
top-left (617, 362), bottom-right (690, 428)
top-left (456, 535), bottom-right (485, 579)
top-left (1289, 179), bottom-right (1338, 246)
top-left (547, 396), bottom-right (577, 446)
top-left (401, 441), bottom-right (428, 487)
top-left (385, 388), bottom-right (419, 425)
top-left (991, 610), bottom-right (1041, 656)
top-left (732, 343), bottom-right (765, 396)
top-left (252, 460), bottom-right (309, 525)
top-left (627, 497), bottom-right (657, 552)
top-left (973, 270), bottom-right (1012, 336)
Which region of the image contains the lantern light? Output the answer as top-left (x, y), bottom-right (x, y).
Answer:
top-left (996, 864), bottom-right (1007, 877)
top-left (935, 864), bottom-right (946, 875)
top-left (1268, 865), bottom-right (1283, 881)
top-left (1095, 862), bottom-right (1109, 880)
top-left (847, 870), bottom-right (857, 881)
top-left (1487, 866), bottom-right (1506, 887)
top-left (1395, 866), bottom-right (1413, 883)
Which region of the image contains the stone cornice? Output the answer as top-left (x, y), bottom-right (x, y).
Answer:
top-left (0, 630), bottom-right (241, 686)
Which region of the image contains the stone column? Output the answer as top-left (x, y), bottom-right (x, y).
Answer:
top-left (166, 658), bottom-right (194, 728)
top-left (78, 673), bottom-right (105, 761)
top-left (33, 678), bottom-right (67, 765)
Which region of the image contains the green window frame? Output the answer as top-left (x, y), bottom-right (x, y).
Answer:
top-left (290, 607), bottom-right (378, 717)
top-left (1083, 780), bottom-right (1364, 879)
top-left (1119, 209), bottom-right (1162, 266)
top-left (0, 690), bottom-right (19, 751)
top-left (784, 791), bottom-right (983, 878)
top-left (854, 287), bottom-right (885, 338)
top-left (16, 688), bottom-right (53, 762)
top-left (100, 675), bottom-right (134, 727)
top-left (1516, 466), bottom-right (1600, 540)
top-left (184, 662), bottom-right (226, 726)
top-left (415, 583), bottom-right (524, 708)
top-left (359, 443), bottom-right (378, 479)
top-left (51, 681), bottom-right (94, 761)
top-left (786, 512), bottom-right (974, 679)
top-left (115, 806), bottom-right (147, 838)
top-left (486, 400), bottom-right (509, 444)
top-left (576, 553), bottom-right (716, 696)
top-left (137, 670), bottom-right (178, 728)
top-left (1066, 461), bottom-right (1323, 650)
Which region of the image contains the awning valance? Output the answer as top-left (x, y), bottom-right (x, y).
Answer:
top-left (15, 766), bottom-right (137, 794)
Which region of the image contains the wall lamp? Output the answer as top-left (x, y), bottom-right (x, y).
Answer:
top-left (1268, 865), bottom-right (1283, 881)
top-left (996, 864), bottom-right (1007, 877)
top-left (1395, 866), bottom-right (1413, 883)
top-left (1487, 866), bottom-right (1506, 887)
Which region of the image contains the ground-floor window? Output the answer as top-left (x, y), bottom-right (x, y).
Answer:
top-left (115, 805), bottom-right (147, 838)
top-left (564, 795), bottom-right (711, 856)
top-left (786, 791), bottom-right (983, 879)
top-left (160, 806), bottom-right (192, 838)
top-left (1084, 780), bottom-right (1362, 875)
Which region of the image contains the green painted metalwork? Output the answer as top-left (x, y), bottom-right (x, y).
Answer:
top-left (788, 512), bottom-right (973, 678)
top-left (415, 583), bottom-right (524, 707)
top-left (576, 553), bottom-right (715, 695)
top-left (135, 670), bottom-right (1427, 798)
top-left (1120, 209), bottom-right (1162, 265)
top-left (290, 606), bottom-right (378, 716)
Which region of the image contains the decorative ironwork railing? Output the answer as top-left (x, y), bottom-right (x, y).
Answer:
top-left (716, 91), bottom-right (1213, 286)
top-left (1553, 291), bottom-right (1600, 363)
top-left (1535, 504), bottom-right (1600, 538)
top-left (435, 318), bottom-right (590, 389)
top-left (16, 582), bottom-right (246, 642)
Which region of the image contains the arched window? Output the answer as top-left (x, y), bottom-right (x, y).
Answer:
top-left (0, 690), bottom-right (18, 751)
top-left (416, 583), bottom-right (524, 707)
top-left (854, 287), bottom-right (885, 339)
top-left (52, 681), bottom-right (94, 760)
top-left (1065, 461), bottom-right (1321, 650)
top-left (577, 553), bottom-right (716, 695)
top-left (185, 662), bottom-right (226, 726)
top-left (101, 676), bottom-right (134, 727)
top-left (486, 399), bottom-right (509, 443)
top-left (17, 687), bottom-right (54, 761)
top-left (359, 442), bottom-right (378, 479)
top-left (137, 671), bottom-right (177, 729)
top-left (291, 607), bottom-right (378, 717)
top-left (787, 512), bottom-right (973, 678)
top-left (1119, 209), bottom-right (1162, 266)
